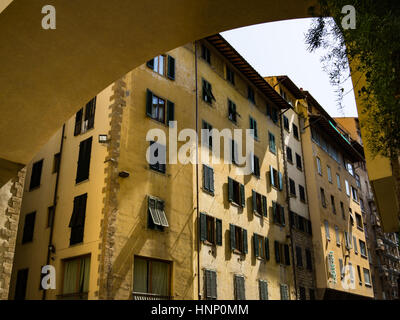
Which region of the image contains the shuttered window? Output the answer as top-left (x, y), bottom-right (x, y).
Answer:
top-left (253, 234), bottom-right (269, 260)
top-left (353, 236), bottom-right (358, 254)
top-left (84, 97), bottom-right (96, 131)
top-left (320, 188), bottom-right (326, 207)
top-left (146, 89), bottom-right (174, 125)
top-left (272, 201), bottom-right (285, 226)
top-left (199, 213), bottom-right (222, 246)
top-left (52, 153), bottom-right (61, 174)
top-left (204, 270), bottom-right (217, 300)
top-left (22, 212), bottom-right (36, 244)
top-left (226, 66), bottom-right (235, 85)
top-left (202, 79), bottom-right (215, 104)
top-left (149, 141), bottom-right (166, 173)
top-left (250, 153), bottom-right (260, 178)
top-left (202, 120), bottom-right (213, 149)
top-left (250, 117), bottom-right (258, 139)
top-left (268, 132), bottom-right (276, 154)
top-left (271, 107), bottom-right (278, 123)
top-left (202, 165), bottom-right (214, 194)
top-left (280, 284), bottom-right (289, 300)
top-left (69, 193), bottom-right (88, 245)
top-left (305, 249), bottom-right (312, 270)
top-left (234, 275), bottom-right (246, 300)
top-left (296, 153), bottom-right (302, 170)
top-left (286, 146), bottom-right (293, 163)
top-left (228, 177), bottom-right (245, 207)
top-left (283, 115), bottom-right (289, 131)
top-left (148, 196), bottom-right (169, 231)
top-left (299, 185), bottom-right (306, 202)
top-left (252, 190), bottom-right (267, 217)
top-left (76, 137), bottom-right (92, 184)
top-left (14, 268), bottom-right (29, 300)
top-left (230, 224), bottom-right (247, 254)
top-left (29, 159), bottom-right (43, 190)
top-left (201, 45), bottom-right (211, 64)
top-left (289, 178), bottom-right (296, 196)
top-left (296, 246), bottom-right (303, 267)
top-left (324, 220), bottom-right (330, 240)
top-left (167, 55), bottom-right (175, 80)
top-left (331, 195), bottom-right (336, 214)
top-left (74, 108), bottom-right (83, 136)
top-left (228, 99), bottom-right (237, 123)
top-left (269, 166), bottom-right (282, 190)
top-left (259, 280), bottom-right (268, 300)
top-left (147, 55), bottom-right (166, 75)
top-left (292, 124), bottom-right (299, 139)
top-left (231, 139), bottom-right (239, 165)
top-left (248, 86), bottom-right (255, 104)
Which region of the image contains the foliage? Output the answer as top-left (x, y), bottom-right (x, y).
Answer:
top-left (305, 0), bottom-right (400, 159)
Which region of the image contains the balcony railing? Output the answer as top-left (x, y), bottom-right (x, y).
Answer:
top-left (57, 292), bottom-right (89, 300)
top-left (132, 292), bottom-right (172, 300)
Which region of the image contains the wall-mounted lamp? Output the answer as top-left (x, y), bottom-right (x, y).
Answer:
top-left (99, 134), bottom-right (110, 143)
top-left (118, 171), bottom-right (130, 178)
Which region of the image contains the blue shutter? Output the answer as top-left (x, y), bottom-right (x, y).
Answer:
top-left (253, 234), bottom-right (259, 257)
top-left (269, 165), bottom-right (275, 187)
top-left (262, 195), bottom-right (267, 217)
top-left (228, 177), bottom-right (233, 203)
top-left (200, 213), bottom-right (207, 241)
top-left (240, 184), bottom-right (245, 207)
top-left (265, 237), bottom-right (270, 260)
top-left (278, 172), bottom-right (283, 191)
top-left (216, 218), bottom-right (222, 246)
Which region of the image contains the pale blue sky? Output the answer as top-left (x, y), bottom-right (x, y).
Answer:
top-left (221, 18), bottom-right (358, 118)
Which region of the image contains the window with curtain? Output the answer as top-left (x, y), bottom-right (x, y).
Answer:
top-left (62, 256), bottom-right (90, 299)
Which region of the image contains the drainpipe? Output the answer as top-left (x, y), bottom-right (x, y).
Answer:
top-left (42, 124), bottom-right (66, 300)
top-left (194, 41), bottom-right (201, 300)
top-left (279, 108), bottom-right (298, 300)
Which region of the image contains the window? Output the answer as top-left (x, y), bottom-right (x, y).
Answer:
top-left (29, 159), bottom-right (43, 190)
top-left (230, 224), bottom-right (248, 254)
top-left (269, 166), bottom-right (283, 190)
top-left (327, 166), bottom-right (332, 183)
top-left (295, 153), bottom-right (302, 170)
top-left (199, 213), bottom-right (222, 246)
top-left (269, 132), bottom-right (276, 154)
top-left (292, 124), bottom-right (299, 139)
top-left (74, 97), bottom-right (96, 136)
top-left (316, 157), bottom-right (322, 175)
top-left (52, 153), bottom-right (61, 174)
top-left (147, 55), bottom-right (166, 76)
top-left (234, 275), bottom-right (246, 300)
top-left (351, 186), bottom-right (358, 202)
top-left (346, 162), bottom-right (354, 176)
top-left (272, 202), bottom-right (286, 226)
top-left (283, 115), bottom-right (289, 131)
top-left (267, 105), bottom-right (279, 123)
top-left (61, 256), bottom-right (90, 299)
top-left (296, 246), bottom-right (303, 267)
top-left (298, 216), bottom-right (305, 232)
top-left (355, 174), bottom-right (361, 188)
top-left (336, 174), bottom-right (341, 190)
top-left (345, 180), bottom-right (350, 196)
top-left (320, 188), bottom-right (326, 208)
top-left (259, 280), bottom-right (268, 300)
top-left (353, 236), bottom-right (358, 254)
top-left (76, 137), bottom-right (92, 183)
top-left (340, 201), bottom-right (345, 219)
top-left (344, 231), bottom-right (352, 249)
top-left (204, 270), bottom-right (217, 300)
top-left (226, 66), bottom-right (235, 85)
top-left (146, 89), bottom-right (174, 125)
top-left (47, 206), bottom-right (55, 228)
top-left (231, 139), bottom-right (238, 165)
top-left (356, 213), bottom-right (363, 229)
top-left (202, 165), bottom-right (214, 194)
top-left (299, 185), bottom-right (306, 202)
top-left (148, 196), bottom-right (169, 231)
top-left (280, 284), bottom-right (289, 300)
top-left (228, 99), bottom-right (237, 123)
top-left (286, 146), bottom-right (293, 163)
top-left (363, 268), bottom-right (371, 286)
top-left (299, 287), bottom-right (306, 300)
top-left (360, 199), bottom-right (365, 212)
top-left (133, 256), bottom-right (171, 298)
top-left (359, 240), bottom-right (367, 257)
top-left (305, 249), bottom-right (312, 270)
top-left (252, 190), bottom-right (267, 217)
top-left (22, 212), bottom-right (36, 244)
top-left (275, 241), bottom-right (290, 265)
top-left (357, 265), bottom-right (362, 285)
top-left (289, 179), bottom-right (296, 196)
top-left (69, 193), bottom-right (88, 245)
top-left (335, 226), bottom-right (340, 246)
top-left (149, 141), bottom-right (166, 174)
top-left (251, 153), bottom-right (260, 178)
top-left (202, 79), bottom-right (215, 104)
top-left (228, 177), bottom-right (245, 207)
top-left (324, 220), bottom-right (330, 240)
top-left (253, 234), bottom-right (269, 260)
top-left (249, 117), bottom-right (258, 139)
top-left (202, 120), bottom-right (213, 149)
top-left (331, 195), bottom-right (336, 214)
top-left (14, 269), bottom-right (29, 300)
top-left (201, 45), bottom-right (211, 64)
top-left (248, 86), bottom-right (255, 104)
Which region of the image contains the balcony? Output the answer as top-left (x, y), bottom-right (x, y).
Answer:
top-left (382, 237), bottom-right (399, 247)
top-left (132, 292), bottom-right (172, 300)
top-left (57, 292), bottom-right (89, 300)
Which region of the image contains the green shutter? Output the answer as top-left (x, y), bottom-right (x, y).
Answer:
top-left (146, 59), bottom-right (154, 69)
top-left (253, 234), bottom-right (259, 257)
top-left (167, 55), bottom-right (175, 80)
top-left (259, 280), bottom-right (268, 300)
top-left (230, 224), bottom-right (236, 251)
top-left (216, 218), bottom-right (222, 246)
top-left (240, 184), bottom-right (245, 207)
top-left (270, 165), bottom-right (275, 187)
top-left (265, 237), bottom-right (270, 260)
top-left (211, 271), bottom-right (217, 299)
top-left (200, 213), bottom-right (207, 241)
top-left (281, 206), bottom-right (286, 226)
top-left (146, 89), bottom-right (153, 117)
top-left (275, 241), bottom-right (280, 263)
top-left (262, 196), bottom-right (267, 217)
top-left (210, 167), bottom-right (214, 193)
top-left (252, 190), bottom-right (257, 213)
top-left (278, 172), bottom-right (283, 191)
top-left (272, 201), bottom-right (277, 223)
top-left (243, 229), bottom-right (248, 254)
top-left (228, 177), bottom-right (233, 202)
top-left (167, 100), bottom-right (175, 125)
top-left (203, 165), bottom-right (207, 191)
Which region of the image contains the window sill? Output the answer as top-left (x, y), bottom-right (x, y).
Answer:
top-left (230, 201), bottom-right (243, 209)
top-left (232, 249), bottom-right (245, 256)
top-left (269, 149), bottom-right (277, 155)
top-left (147, 115), bottom-right (168, 127)
top-left (28, 185), bottom-right (41, 192)
top-left (361, 254), bottom-right (368, 259)
top-left (149, 167), bottom-right (167, 175)
top-left (202, 188), bottom-right (215, 197)
top-left (75, 179), bottom-right (89, 186)
top-left (202, 240), bottom-right (216, 247)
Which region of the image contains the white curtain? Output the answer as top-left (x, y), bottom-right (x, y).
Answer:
top-left (151, 261), bottom-right (168, 295)
top-left (133, 258), bottom-right (148, 293)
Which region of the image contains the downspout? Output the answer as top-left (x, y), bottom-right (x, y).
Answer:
top-left (279, 108), bottom-right (298, 300)
top-left (42, 123), bottom-right (66, 300)
top-left (194, 40), bottom-right (201, 300)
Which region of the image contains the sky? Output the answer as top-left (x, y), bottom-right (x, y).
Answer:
top-left (221, 18), bottom-right (358, 118)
